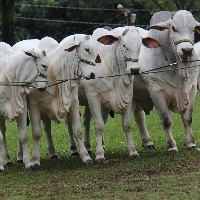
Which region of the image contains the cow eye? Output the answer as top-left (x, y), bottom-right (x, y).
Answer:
top-left (42, 64), bottom-right (48, 69)
top-left (172, 26), bottom-right (178, 33)
top-left (85, 48), bottom-right (90, 53)
top-left (123, 44), bottom-right (128, 50)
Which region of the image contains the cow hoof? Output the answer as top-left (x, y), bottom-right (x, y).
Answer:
top-left (84, 159), bottom-right (93, 165)
top-left (187, 146), bottom-right (197, 151)
top-left (34, 163), bottom-right (40, 169)
top-left (147, 145), bottom-right (155, 150)
top-left (194, 147), bottom-right (200, 151)
top-left (4, 162), bottom-right (12, 168)
top-left (88, 150), bottom-right (92, 155)
top-left (95, 158), bottom-right (105, 164)
top-left (26, 165), bottom-right (35, 171)
top-left (130, 154), bottom-right (140, 159)
top-left (50, 155), bottom-right (58, 159)
top-left (168, 148), bottom-right (178, 154)
top-left (71, 152), bottom-right (79, 156)
top-left (17, 159), bottom-right (23, 164)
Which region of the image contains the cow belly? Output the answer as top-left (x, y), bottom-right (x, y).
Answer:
top-left (101, 90), bottom-right (131, 114)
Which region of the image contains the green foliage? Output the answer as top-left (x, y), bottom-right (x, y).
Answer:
top-left (11, 0), bottom-right (200, 42)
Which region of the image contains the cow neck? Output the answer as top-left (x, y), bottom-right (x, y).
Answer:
top-left (47, 48), bottom-right (78, 121)
top-left (168, 27), bottom-right (196, 113)
top-left (3, 53), bottom-right (25, 120)
top-left (96, 43), bottom-right (132, 113)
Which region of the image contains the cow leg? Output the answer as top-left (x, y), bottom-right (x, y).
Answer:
top-left (181, 88), bottom-right (197, 150)
top-left (17, 99), bottom-right (34, 170)
top-left (42, 117), bottom-right (57, 158)
top-left (66, 113), bottom-right (79, 156)
top-left (133, 100), bottom-right (154, 149)
top-left (101, 108), bottom-right (111, 150)
top-left (17, 139), bottom-right (23, 162)
top-left (122, 102), bottom-right (139, 158)
top-left (151, 93), bottom-right (177, 152)
top-left (0, 118), bottom-right (12, 166)
top-left (83, 105), bottom-right (92, 154)
top-left (65, 100), bottom-right (92, 164)
top-left (29, 106), bottom-right (42, 167)
top-left (181, 111), bottom-right (196, 149)
top-left (87, 97), bottom-right (105, 163)
top-left (0, 130), bottom-right (4, 172)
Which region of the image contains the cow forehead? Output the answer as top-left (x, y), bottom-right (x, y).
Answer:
top-left (172, 10), bottom-right (196, 29)
top-left (121, 29), bottom-right (142, 45)
top-left (80, 38), bottom-right (97, 53)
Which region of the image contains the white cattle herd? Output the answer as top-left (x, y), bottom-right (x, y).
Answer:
top-left (0, 10), bottom-right (200, 172)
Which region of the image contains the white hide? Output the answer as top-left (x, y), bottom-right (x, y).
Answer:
top-left (67, 26), bottom-right (159, 162)
top-left (15, 34), bottom-right (99, 166)
top-left (0, 42), bottom-right (48, 171)
top-left (194, 42), bottom-right (200, 90)
top-left (133, 10), bottom-right (200, 152)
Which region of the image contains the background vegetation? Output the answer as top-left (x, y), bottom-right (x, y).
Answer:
top-left (1, 0), bottom-right (200, 44)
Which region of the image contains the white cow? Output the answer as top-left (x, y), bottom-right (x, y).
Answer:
top-left (194, 42), bottom-right (200, 90)
top-left (22, 27), bottom-right (159, 162)
top-left (132, 10), bottom-right (200, 152)
top-left (13, 34), bottom-right (103, 167)
top-left (0, 42), bottom-right (48, 171)
top-left (61, 27), bottom-right (160, 162)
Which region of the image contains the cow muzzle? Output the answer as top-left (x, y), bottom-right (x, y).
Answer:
top-left (175, 40), bottom-right (194, 59)
top-left (37, 87), bottom-right (47, 92)
top-left (131, 67), bottom-right (140, 75)
top-left (181, 47), bottom-right (193, 57)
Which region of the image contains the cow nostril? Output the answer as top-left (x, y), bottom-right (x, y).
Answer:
top-left (90, 72), bottom-right (95, 79)
top-left (131, 67), bottom-right (140, 75)
top-left (182, 48), bottom-right (193, 54)
top-left (37, 87), bottom-right (46, 92)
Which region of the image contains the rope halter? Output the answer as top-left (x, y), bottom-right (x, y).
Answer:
top-left (174, 39), bottom-right (194, 46)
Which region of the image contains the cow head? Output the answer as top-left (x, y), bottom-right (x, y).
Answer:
top-left (149, 10), bottom-right (200, 61)
top-left (23, 48), bottom-right (48, 91)
top-left (96, 27), bottom-right (160, 84)
top-left (64, 35), bottom-right (100, 81)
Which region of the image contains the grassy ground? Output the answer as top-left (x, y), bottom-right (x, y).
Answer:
top-left (1, 96), bottom-right (200, 199)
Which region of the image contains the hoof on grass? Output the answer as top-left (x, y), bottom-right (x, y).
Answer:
top-left (4, 162), bottom-right (12, 168)
top-left (71, 152), bottom-right (79, 156)
top-left (26, 165), bottom-right (36, 171)
top-left (130, 154), bottom-right (140, 159)
top-left (187, 146), bottom-right (197, 151)
top-left (88, 150), bottom-right (92, 155)
top-left (147, 145), bottom-right (155, 150)
top-left (34, 163), bottom-right (40, 169)
top-left (50, 154), bottom-right (58, 159)
top-left (84, 159), bottom-right (93, 165)
top-left (95, 158), bottom-right (105, 164)
top-left (168, 148), bottom-right (178, 154)
top-left (17, 159), bottom-right (23, 164)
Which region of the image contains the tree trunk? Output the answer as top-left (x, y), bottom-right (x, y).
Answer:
top-left (1, 0), bottom-right (15, 45)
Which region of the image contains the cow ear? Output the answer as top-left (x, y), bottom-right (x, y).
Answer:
top-left (148, 21), bottom-right (170, 31)
top-left (64, 44), bottom-right (79, 52)
top-left (97, 35), bottom-right (119, 45)
top-left (23, 49), bottom-right (40, 58)
top-left (142, 37), bottom-right (161, 48)
top-left (195, 24), bottom-right (200, 35)
top-left (95, 54), bottom-right (101, 63)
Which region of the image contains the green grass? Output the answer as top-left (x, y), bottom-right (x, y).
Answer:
top-left (1, 96), bottom-right (200, 199)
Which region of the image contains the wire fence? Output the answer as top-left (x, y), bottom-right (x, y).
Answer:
top-left (14, 3), bottom-right (200, 37)
top-left (2, 60), bottom-right (200, 89)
